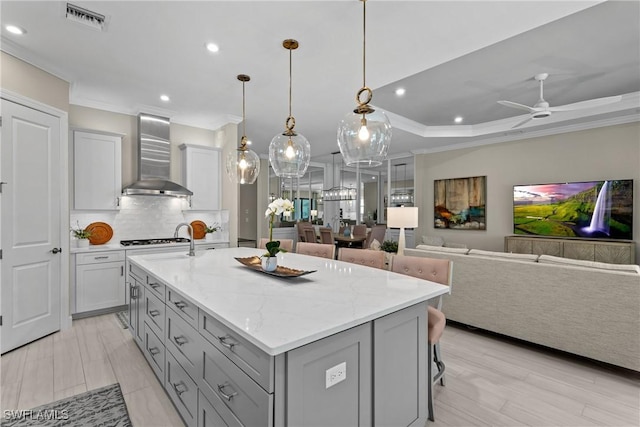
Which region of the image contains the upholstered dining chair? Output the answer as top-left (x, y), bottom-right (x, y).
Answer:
top-left (303, 228), bottom-right (317, 244)
top-left (295, 242), bottom-right (335, 260)
top-left (352, 224), bottom-right (367, 237)
top-left (364, 224), bottom-right (386, 249)
top-left (337, 248), bottom-right (385, 269)
top-left (258, 238), bottom-right (294, 252)
top-left (390, 254), bottom-right (453, 422)
top-left (297, 222), bottom-right (314, 242)
top-left (319, 227), bottom-right (334, 245)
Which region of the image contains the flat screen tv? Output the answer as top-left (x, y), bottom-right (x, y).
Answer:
top-left (513, 180), bottom-right (633, 240)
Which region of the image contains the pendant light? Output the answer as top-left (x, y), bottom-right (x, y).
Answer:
top-left (269, 39), bottom-right (311, 178)
top-left (226, 74), bottom-right (260, 185)
top-left (337, 0), bottom-right (392, 167)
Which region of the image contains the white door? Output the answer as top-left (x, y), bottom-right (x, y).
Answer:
top-left (1, 100), bottom-right (61, 353)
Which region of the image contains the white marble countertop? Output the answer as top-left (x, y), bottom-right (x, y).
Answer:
top-left (128, 247), bottom-right (450, 356)
top-left (70, 239), bottom-right (228, 254)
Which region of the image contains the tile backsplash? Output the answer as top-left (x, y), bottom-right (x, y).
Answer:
top-left (71, 195), bottom-right (229, 243)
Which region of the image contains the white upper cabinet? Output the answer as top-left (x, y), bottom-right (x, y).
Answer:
top-left (180, 144), bottom-right (221, 210)
top-left (73, 130), bottom-right (122, 210)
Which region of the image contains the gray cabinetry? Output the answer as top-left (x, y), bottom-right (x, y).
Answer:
top-left (286, 323), bottom-right (372, 427)
top-left (505, 236), bottom-right (635, 264)
top-left (374, 302), bottom-right (427, 426)
top-left (129, 265), bottom-right (431, 427)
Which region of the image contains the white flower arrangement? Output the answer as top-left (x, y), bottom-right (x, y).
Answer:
top-left (264, 198), bottom-right (294, 256)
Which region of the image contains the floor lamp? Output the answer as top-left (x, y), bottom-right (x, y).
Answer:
top-left (387, 207), bottom-right (419, 256)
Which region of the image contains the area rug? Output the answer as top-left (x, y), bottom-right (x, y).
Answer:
top-left (1, 383), bottom-right (132, 427)
top-left (115, 311), bottom-right (129, 329)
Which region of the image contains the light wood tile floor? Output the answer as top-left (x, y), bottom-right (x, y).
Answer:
top-left (1, 315), bottom-right (638, 427)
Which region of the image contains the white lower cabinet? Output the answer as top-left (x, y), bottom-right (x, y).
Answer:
top-left (74, 250), bottom-right (125, 315)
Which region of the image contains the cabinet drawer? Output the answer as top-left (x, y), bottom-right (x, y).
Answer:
top-left (166, 350), bottom-right (197, 427)
top-left (198, 391), bottom-right (241, 427)
top-left (200, 340), bottom-right (272, 427)
top-left (199, 312), bottom-right (273, 392)
top-left (167, 288), bottom-right (198, 324)
top-left (144, 289), bottom-right (165, 337)
top-left (166, 308), bottom-right (202, 382)
top-left (128, 262), bottom-right (148, 283)
top-left (76, 251), bottom-right (125, 265)
top-left (146, 275), bottom-right (166, 300)
top-left (143, 321), bottom-right (165, 384)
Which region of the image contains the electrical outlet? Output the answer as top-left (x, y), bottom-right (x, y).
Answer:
top-left (325, 362), bottom-right (346, 389)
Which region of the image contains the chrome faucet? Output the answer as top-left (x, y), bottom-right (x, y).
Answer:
top-left (174, 223), bottom-right (195, 256)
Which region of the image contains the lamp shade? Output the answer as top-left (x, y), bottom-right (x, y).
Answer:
top-left (269, 133), bottom-right (311, 178)
top-left (387, 207), bottom-right (419, 228)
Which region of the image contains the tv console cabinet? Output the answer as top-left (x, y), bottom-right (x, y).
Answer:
top-left (504, 236), bottom-right (636, 264)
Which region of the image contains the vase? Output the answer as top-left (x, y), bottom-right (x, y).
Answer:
top-left (77, 239), bottom-right (90, 248)
top-left (261, 256), bottom-right (278, 272)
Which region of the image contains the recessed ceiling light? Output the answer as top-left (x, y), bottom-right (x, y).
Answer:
top-left (205, 42), bottom-right (219, 53)
top-left (395, 88), bottom-right (406, 96)
top-left (160, 94), bottom-right (170, 102)
top-left (454, 116), bottom-right (463, 124)
top-left (6, 25), bottom-right (26, 35)
top-left (372, 176), bottom-right (376, 179)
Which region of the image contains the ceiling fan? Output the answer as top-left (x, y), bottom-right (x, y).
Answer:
top-left (498, 73), bottom-right (622, 128)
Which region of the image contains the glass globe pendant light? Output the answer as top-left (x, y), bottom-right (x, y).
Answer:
top-left (269, 39), bottom-right (311, 178)
top-left (226, 74), bottom-right (260, 185)
top-left (337, 0), bottom-right (391, 167)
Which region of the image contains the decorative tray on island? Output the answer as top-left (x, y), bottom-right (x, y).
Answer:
top-left (234, 256), bottom-right (316, 278)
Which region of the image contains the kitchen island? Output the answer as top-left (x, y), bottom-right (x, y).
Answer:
top-left (127, 247), bottom-right (449, 427)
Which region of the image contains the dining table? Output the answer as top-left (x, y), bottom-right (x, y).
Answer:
top-left (333, 233), bottom-right (367, 248)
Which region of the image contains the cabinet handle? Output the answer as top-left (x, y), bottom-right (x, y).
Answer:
top-left (121, 266), bottom-right (124, 276)
top-left (173, 301), bottom-right (187, 310)
top-left (130, 285), bottom-right (138, 300)
top-left (149, 283), bottom-right (160, 289)
top-left (217, 335), bottom-right (237, 350)
top-left (116, 196), bottom-right (120, 207)
top-left (172, 381), bottom-right (188, 396)
top-left (94, 256), bottom-right (109, 260)
top-left (173, 335), bottom-right (188, 346)
top-left (149, 347), bottom-right (160, 356)
top-left (216, 382), bottom-right (238, 401)
top-left (149, 309), bottom-right (160, 317)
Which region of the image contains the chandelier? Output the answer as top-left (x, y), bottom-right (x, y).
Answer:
top-left (323, 152), bottom-right (357, 202)
top-left (390, 163), bottom-right (413, 205)
top-left (337, 0), bottom-right (391, 167)
top-left (269, 39), bottom-right (311, 178)
top-left (225, 74), bottom-right (260, 185)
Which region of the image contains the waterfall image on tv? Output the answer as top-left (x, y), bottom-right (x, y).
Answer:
top-left (513, 180), bottom-right (633, 240)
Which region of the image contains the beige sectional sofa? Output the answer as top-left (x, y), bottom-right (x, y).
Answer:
top-left (404, 245), bottom-right (640, 371)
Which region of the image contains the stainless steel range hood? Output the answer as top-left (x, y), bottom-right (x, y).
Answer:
top-left (122, 113), bottom-right (193, 197)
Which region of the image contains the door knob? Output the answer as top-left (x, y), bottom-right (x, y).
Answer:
top-left (51, 247), bottom-right (62, 254)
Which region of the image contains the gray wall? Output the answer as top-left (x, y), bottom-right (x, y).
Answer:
top-left (415, 122), bottom-right (640, 263)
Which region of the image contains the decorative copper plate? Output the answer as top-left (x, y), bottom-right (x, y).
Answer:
top-left (234, 256), bottom-right (316, 278)
top-left (85, 222), bottom-right (113, 245)
top-left (190, 220), bottom-right (206, 239)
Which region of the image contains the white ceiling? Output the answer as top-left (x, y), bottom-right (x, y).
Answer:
top-left (2, 0), bottom-right (639, 180)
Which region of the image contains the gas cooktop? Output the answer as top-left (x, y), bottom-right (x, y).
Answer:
top-left (120, 237), bottom-right (191, 247)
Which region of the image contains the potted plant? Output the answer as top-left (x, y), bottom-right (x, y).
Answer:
top-left (204, 223), bottom-right (219, 242)
top-left (381, 240), bottom-right (398, 253)
top-left (71, 222), bottom-right (91, 248)
top-left (263, 198), bottom-right (294, 271)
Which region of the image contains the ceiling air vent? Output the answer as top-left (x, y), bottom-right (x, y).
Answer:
top-left (66, 3), bottom-right (106, 31)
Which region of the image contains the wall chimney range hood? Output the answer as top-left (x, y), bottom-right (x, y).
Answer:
top-left (122, 113), bottom-right (193, 197)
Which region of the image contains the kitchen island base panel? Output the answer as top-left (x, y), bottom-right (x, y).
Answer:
top-left (286, 322), bottom-right (372, 427)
